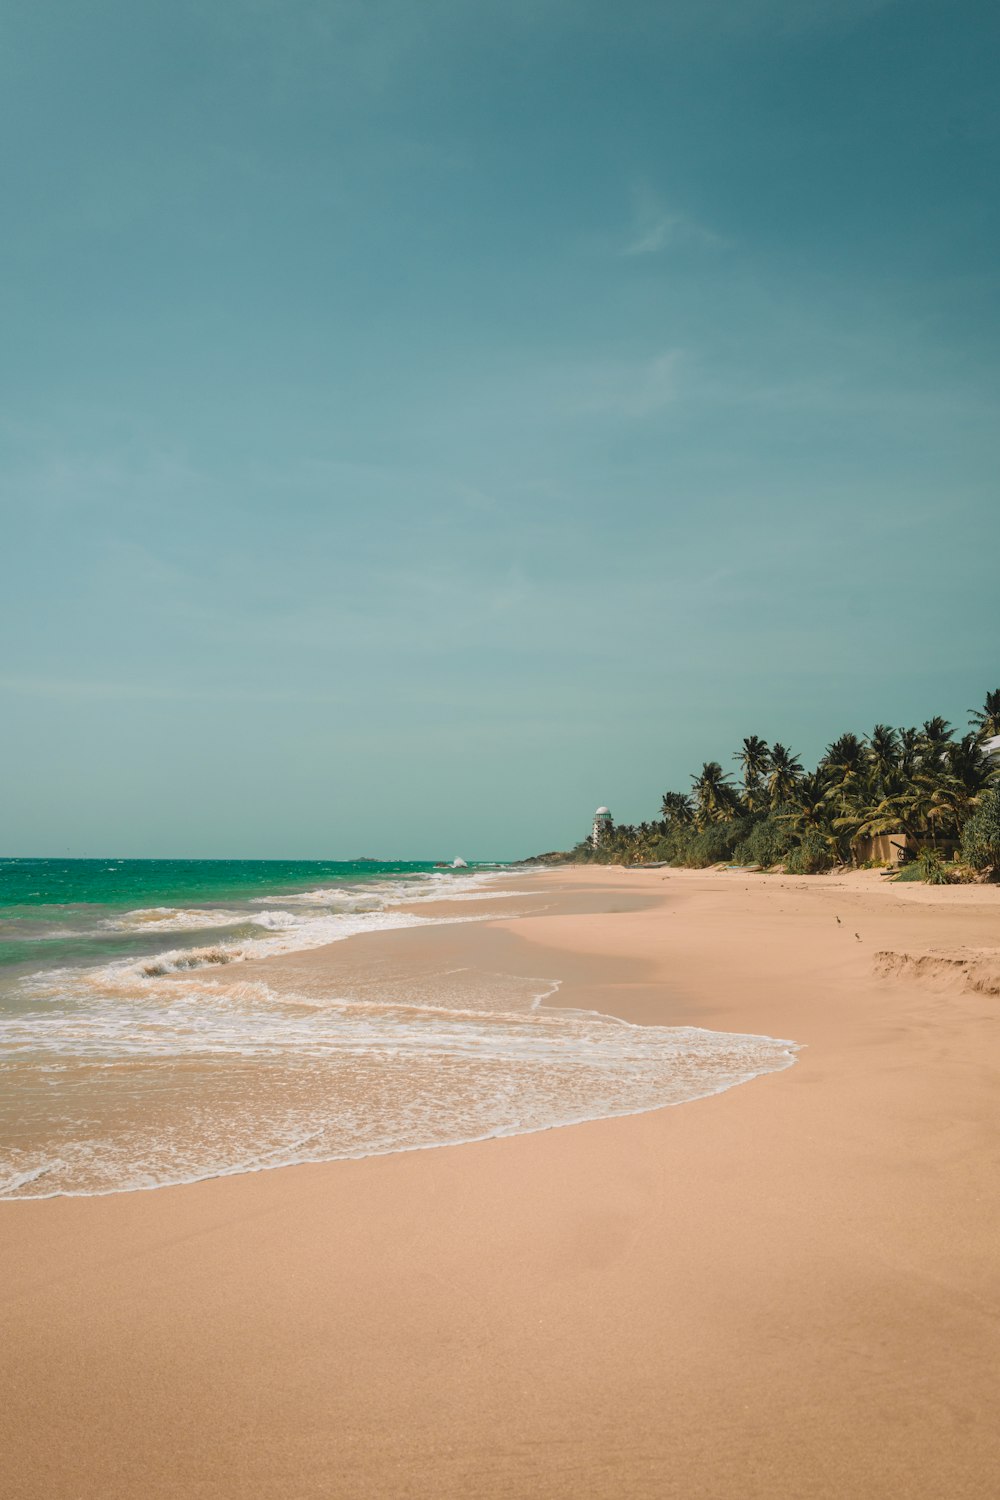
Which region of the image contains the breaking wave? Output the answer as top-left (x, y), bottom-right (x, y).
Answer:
top-left (0, 963), bottom-right (798, 1199)
top-left (0, 863), bottom-right (799, 1200)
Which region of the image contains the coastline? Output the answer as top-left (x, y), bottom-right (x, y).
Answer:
top-left (2, 865), bottom-right (999, 1497)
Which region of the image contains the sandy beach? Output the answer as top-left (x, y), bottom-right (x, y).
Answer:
top-left (2, 864), bottom-right (999, 1498)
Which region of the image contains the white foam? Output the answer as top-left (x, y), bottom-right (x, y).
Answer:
top-left (103, 906), bottom-right (248, 934)
top-left (0, 959), bottom-right (800, 1199)
top-left (0, 863), bottom-right (801, 1201)
top-left (0, 1163), bottom-right (58, 1195)
top-left (91, 868), bottom-right (512, 954)
top-left (126, 907), bottom-right (453, 979)
top-left (257, 867), bottom-right (512, 908)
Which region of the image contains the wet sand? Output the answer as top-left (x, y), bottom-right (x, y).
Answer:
top-left (2, 864), bottom-right (999, 1498)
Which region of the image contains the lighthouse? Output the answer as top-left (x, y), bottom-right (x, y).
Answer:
top-left (592, 806), bottom-right (613, 847)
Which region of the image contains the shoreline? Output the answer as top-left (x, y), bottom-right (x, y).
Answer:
top-left (2, 865), bottom-right (998, 1497)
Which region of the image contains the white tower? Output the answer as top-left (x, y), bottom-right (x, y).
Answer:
top-left (592, 806), bottom-right (613, 847)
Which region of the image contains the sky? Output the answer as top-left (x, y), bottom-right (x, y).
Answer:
top-left (2, 0), bottom-right (998, 859)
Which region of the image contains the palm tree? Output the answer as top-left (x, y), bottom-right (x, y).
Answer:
top-left (660, 790), bottom-right (695, 826)
top-left (734, 736), bottom-right (770, 811)
top-left (822, 732), bottom-right (867, 781)
top-left (783, 771), bottom-right (835, 839)
top-left (866, 724), bottom-right (900, 797)
top-left (691, 762), bottom-right (740, 828)
top-left (852, 789), bottom-right (930, 847)
top-left (898, 727), bottom-right (920, 780)
top-left (853, 731), bottom-right (996, 852)
top-left (767, 743), bottom-right (803, 808)
top-left (577, 685), bottom-right (1000, 872)
top-left (934, 733), bottom-right (1000, 835)
top-left (820, 732), bottom-right (877, 848)
top-left (821, 732), bottom-right (869, 800)
top-left (919, 717), bottom-right (954, 758)
top-left (602, 823), bottom-right (639, 864)
top-left (632, 821), bottom-right (662, 861)
top-left (969, 688), bottom-right (1000, 740)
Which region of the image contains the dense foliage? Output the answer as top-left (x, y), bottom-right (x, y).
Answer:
top-left (960, 790), bottom-right (1000, 875)
top-left (571, 689), bottom-right (1000, 880)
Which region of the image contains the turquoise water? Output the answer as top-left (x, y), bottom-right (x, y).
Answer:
top-left (0, 858), bottom-right (483, 977)
top-left (1, 857), bottom-right (451, 911)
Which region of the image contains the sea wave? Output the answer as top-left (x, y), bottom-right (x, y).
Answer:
top-left (0, 960), bottom-right (799, 1198)
top-left (253, 867), bottom-right (514, 907)
top-left (86, 867), bottom-right (512, 952)
top-left (129, 908), bottom-right (455, 979)
top-left (102, 906), bottom-right (249, 934)
top-left (0, 861), bottom-right (800, 1202)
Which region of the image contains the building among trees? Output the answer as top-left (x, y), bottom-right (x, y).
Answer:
top-left (592, 807), bottom-right (613, 848)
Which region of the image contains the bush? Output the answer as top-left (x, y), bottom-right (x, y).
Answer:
top-left (915, 847), bottom-right (951, 884)
top-left (785, 833), bottom-right (833, 874)
top-left (649, 828), bottom-right (691, 865)
top-left (672, 817), bottom-right (753, 868)
top-left (733, 815), bottom-right (794, 869)
top-left (961, 790), bottom-right (1000, 874)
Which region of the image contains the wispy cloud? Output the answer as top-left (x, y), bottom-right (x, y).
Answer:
top-left (570, 351), bottom-right (682, 417)
top-left (468, 349), bottom-right (685, 428)
top-left (623, 185), bottom-right (728, 257)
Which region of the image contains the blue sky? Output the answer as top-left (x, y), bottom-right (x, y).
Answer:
top-left (2, 0), bottom-right (998, 858)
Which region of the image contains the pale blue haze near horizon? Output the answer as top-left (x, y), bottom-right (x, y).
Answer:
top-left (2, 0), bottom-right (998, 859)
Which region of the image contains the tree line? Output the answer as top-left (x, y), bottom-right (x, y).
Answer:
top-left (573, 688), bottom-right (1000, 880)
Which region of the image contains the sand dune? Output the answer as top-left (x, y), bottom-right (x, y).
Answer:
top-left (874, 946), bottom-right (1000, 994)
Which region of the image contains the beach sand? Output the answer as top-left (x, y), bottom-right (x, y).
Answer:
top-left (2, 865), bottom-right (999, 1498)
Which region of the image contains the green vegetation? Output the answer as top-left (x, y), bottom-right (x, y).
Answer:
top-left (572, 688), bottom-right (1000, 881)
top-left (913, 848), bottom-right (951, 885)
top-left (734, 813), bottom-right (795, 870)
top-left (785, 833), bottom-right (834, 875)
top-left (960, 789), bottom-right (1000, 877)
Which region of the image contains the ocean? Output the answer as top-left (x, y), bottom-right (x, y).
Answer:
top-left (0, 858), bottom-right (797, 1200)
